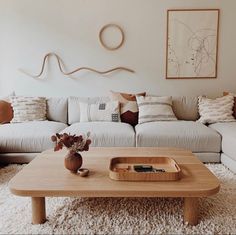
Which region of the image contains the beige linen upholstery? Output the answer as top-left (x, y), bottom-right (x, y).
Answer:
top-left (0, 121), bottom-right (67, 152)
top-left (135, 121), bottom-right (221, 152)
top-left (172, 96), bottom-right (199, 121)
top-left (221, 153), bottom-right (236, 173)
top-left (61, 122), bottom-right (135, 147)
top-left (194, 152), bottom-right (220, 163)
top-left (68, 96), bottom-right (110, 124)
top-left (209, 122), bottom-right (236, 161)
top-left (46, 97), bottom-right (68, 123)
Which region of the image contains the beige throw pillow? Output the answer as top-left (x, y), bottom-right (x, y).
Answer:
top-left (198, 95), bottom-right (235, 124)
top-left (136, 96), bottom-right (177, 124)
top-left (10, 96), bottom-right (47, 123)
top-left (79, 101), bottom-right (120, 122)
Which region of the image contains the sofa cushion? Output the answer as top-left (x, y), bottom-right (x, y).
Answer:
top-left (68, 96), bottom-right (110, 124)
top-left (61, 122), bottom-right (135, 147)
top-left (221, 153), bottom-right (236, 173)
top-left (46, 97), bottom-right (68, 124)
top-left (135, 121), bottom-right (221, 152)
top-left (0, 121), bottom-right (67, 153)
top-left (209, 122), bottom-right (236, 161)
top-left (172, 96), bottom-right (199, 121)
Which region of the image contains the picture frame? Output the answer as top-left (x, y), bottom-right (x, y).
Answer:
top-left (166, 9), bottom-right (220, 79)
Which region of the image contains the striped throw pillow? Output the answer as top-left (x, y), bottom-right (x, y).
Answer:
top-left (136, 96), bottom-right (177, 124)
top-left (10, 96), bottom-right (47, 123)
top-left (198, 95), bottom-right (235, 124)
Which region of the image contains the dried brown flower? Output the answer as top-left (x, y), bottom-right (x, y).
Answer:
top-left (51, 132), bottom-right (91, 153)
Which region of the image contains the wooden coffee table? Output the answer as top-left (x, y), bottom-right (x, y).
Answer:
top-left (9, 147), bottom-right (220, 225)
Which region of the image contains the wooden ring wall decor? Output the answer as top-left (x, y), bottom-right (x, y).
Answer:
top-left (99, 24), bottom-right (125, 50)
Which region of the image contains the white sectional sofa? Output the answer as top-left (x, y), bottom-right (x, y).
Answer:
top-left (0, 95), bottom-right (235, 173)
top-left (209, 123), bottom-right (236, 173)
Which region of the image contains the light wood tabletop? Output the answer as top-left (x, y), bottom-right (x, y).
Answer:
top-left (9, 147), bottom-right (220, 225)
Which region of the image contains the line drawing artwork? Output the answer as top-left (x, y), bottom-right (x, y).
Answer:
top-left (166, 10), bottom-right (219, 78)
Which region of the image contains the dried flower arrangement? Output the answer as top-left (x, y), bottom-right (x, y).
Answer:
top-left (51, 132), bottom-right (92, 153)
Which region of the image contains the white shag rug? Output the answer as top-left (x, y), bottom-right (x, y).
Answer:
top-left (0, 164), bottom-right (236, 235)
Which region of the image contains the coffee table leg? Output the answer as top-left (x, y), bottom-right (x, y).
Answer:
top-left (31, 197), bottom-right (46, 224)
top-left (184, 197), bottom-right (198, 225)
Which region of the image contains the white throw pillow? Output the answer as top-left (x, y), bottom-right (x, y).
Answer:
top-left (68, 96), bottom-right (110, 124)
top-left (10, 96), bottom-right (47, 123)
top-left (198, 95), bottom-right (235, 124)
top-left (136, 96), bottom-right (177, 124)
top-left (79, 101), bottom-right (120, 122)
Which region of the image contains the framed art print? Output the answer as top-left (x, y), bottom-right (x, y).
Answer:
top-left (166, 9), bottom-right (220, 79)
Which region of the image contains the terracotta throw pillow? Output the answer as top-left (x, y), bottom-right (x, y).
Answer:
top-left (223, 92), bottom-right (236, 119)
top-left (110, 91), bottom-right (146, 126)
top-left (0, 100), bottom-right (13, 124)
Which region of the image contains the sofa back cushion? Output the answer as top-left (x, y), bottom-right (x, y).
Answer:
top-left (68, 96), bottom-right (110, 124)
top-left (46, 97), bottom-right (68, 124)
top-left (68, 96), bottom-right (199, 124)
top-left (172, 96), bottom-right (199, 121)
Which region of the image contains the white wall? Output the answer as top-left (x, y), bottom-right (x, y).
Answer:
top-left (0, 0), bottom-right (236, 97)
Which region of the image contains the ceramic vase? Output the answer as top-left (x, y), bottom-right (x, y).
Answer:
top-left (64, 151), bottom-right (83, 173)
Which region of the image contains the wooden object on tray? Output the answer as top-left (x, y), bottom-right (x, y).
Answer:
top-left (109, 156), bottom-right (181, 181)
top-left (9, 147), bottom-right (220, 226)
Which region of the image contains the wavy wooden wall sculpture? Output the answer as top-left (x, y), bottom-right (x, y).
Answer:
top-left (19, 52), bottom-right (135, 78)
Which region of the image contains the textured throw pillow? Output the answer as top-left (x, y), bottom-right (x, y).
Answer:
top-left (0, 100), bottom-right (13, 124)
top-left (109, 91), bottom-right (146, 126)
top-left (79, 101), bottom-right (120, 122)
top-left (136, 96), bottom-right (177, 124)
top-left (10, 96), bottom-right (47, 123)
top-left (223, 92), bottom-right (236, 119)
top-left (198, 95), bottom-right (235, 124)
